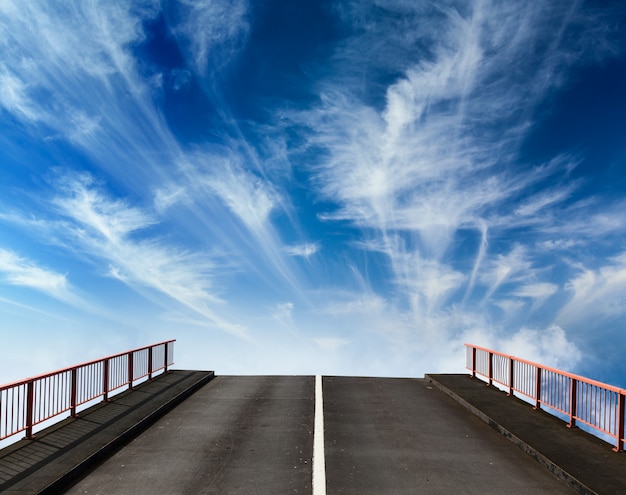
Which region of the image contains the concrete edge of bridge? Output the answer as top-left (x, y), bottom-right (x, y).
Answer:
top-left (425, 374), bottom-right (597, 495)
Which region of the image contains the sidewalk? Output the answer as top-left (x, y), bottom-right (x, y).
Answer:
top-left (0, 369), bottom-right (213, 494)
top-left (427, 374), bottom-right (626, 495)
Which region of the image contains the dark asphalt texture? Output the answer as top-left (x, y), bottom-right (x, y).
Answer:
top-left (65, 376), bottom-right (315, 495)
top-left (323, 376), bottom-right (573, 495)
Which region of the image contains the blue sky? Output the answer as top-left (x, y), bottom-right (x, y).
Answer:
top-left (1, 0), bottom-right (626, 383)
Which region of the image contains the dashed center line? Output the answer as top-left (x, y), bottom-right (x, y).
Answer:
top-left (313, 375), bottom-right (326, 495)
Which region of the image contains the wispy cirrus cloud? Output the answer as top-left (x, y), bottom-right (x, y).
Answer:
top-left (169, 0), bottom-right (249, 74)
top-left (0, 0), bottom-right (308, 304)
top-left (48, 173), bottom-right (247, 337)
top-left (511, 282), bottom-right (559, 300)
top-left (0, 67), bottom-right (41, 123)
top-left (204, 160), bottom-right (278, 237)
top-left (280, 0), bottom-right (626, 367)
top-left (284, 243), bottom-right (320, 259)
top-left (0, 249), bottom-right (66, 292)
top-left (558, 252), bottom-right (626, 330)
top-left (1, 0), bottom-right (625, 381)
top-left (0, 248), bottom-right (86, 310)
top-left (0, 1), bottom-right (176, 192)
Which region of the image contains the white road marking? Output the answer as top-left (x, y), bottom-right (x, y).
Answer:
top-left (313, 375), bottom-right (326, 495)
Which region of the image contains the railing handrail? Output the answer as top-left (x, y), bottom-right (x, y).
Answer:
top-left (0, 340), bottom-right (175, 443)
top-left (467, 344), bottom-right (624, 394)
top-left (0, 339), bottom-right (176, 391)
top-left (465, 343), bottom-right (625, 452)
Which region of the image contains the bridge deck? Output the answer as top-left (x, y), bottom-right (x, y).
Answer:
top-left (3, 372), bottom-right (625, 494)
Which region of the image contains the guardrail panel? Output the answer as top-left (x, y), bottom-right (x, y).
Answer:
top-left (76, 362), bottom-right (105, 407)
top-left (0, 340), bottom-right (175, 443)
top-left (133, 348), bottom-right (149, 381)
top-left (32, 371), bottom-right (72, 426)
top-left (108, 353), bottom-right (129, 392)
top-left (0, 383), bottom-right (27, 440)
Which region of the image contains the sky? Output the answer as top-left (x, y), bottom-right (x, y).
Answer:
top-left (1, 0), bottom-right (626, 384)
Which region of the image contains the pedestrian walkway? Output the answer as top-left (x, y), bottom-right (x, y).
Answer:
top-left (0, 370), bottom-right (213, 494)
top-left (427, 374), bottom-right (626, 495)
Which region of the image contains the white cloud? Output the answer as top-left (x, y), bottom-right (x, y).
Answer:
top-left (0, 248), bottom-right (86, 309)
top-left (321, 293), bottom-right (387, 316)
top-left (168, 150), bottom-right (312, 302)
top-left (0, 66), bottom-right (41, 122)
top-left (511, 282), bottom-right (559, 312)
top-left (0, 248), bottom-right (67, 292)
top-left (153, 185), bottom-right (189, 214)
top-left (499, 325), bottom-right (582, 372)
top-left (205, 162), bottom-right (277, 236)
top-left (54, 173), bottom-right (157, 242)
top-left (513, 183), bottom-right (579, 218)
top-left (0, 0), bottom-right (187, 201)
top-left (170, 0), bottom-right (249, 74)
top-left (289, 2), bottom-right (609, 344)
top-left (284, 243), bottom-right (320, 259)
top-left (493, 299), bottom-right (526, 316)
top-left (512, 282), bottom-right (558, 299)
top-left (481, 245), bottom-right (532, 302)
top-left (558, 253), bottom-right (626, 329)
top-left (537, 239), bottom-right (582, 251)
top-left (400, 255), bottom-right (465, 315)
top-left (50, 173), bottom-right (247, 337)
top-left (0, 1), bottom-right (154, 123)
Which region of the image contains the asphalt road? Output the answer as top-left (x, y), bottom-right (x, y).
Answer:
top-left (65, 376), bottom-right (574, 495)
top-left (64, 376), bottom-right (314, 495)
top-left (323, 376), bottom-right (573, 494)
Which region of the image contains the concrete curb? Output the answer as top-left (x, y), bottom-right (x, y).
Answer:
top-left (425, 374), bottom-right (596, 495)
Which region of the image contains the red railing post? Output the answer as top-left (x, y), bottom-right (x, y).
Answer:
top-left (508, 357), bottom-right (514, 396)
top-left (164, 342), bottom-right (169, 373)
top-left (128, 351), bottom-right (134, 390)
top-left (148, 346), bottom-right (153, 380)
top-left (25, 380), bottom-right (35, 439)
top-left (103, 358), bottom-right (110, 402)
top-left (534, 367), bottom-right (542, 410)
top-left (568, 378), bottom-right (577, 428)
top-left (70, 368), bottom-right (78, 417)
top-left (487, 351), bottom-right (493, 386)
top-left (471, 346), bottom-right (476, 378)
top-left (615, 392), bottom-right (625, 452)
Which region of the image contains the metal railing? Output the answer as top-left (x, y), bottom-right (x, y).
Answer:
top-left (0, 340), bottom-right (175, 442)
top-left (466, 343), bottom-right (625, 452)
